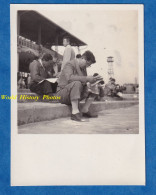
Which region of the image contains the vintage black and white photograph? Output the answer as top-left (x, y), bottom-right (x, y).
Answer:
top-left (11, 4), bottom-right (145, 186)
top-left (14, 5), bottom-right (141, 134)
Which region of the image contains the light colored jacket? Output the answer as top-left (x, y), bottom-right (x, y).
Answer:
top-left (61, 45), bottom-right (75, 70)
top-left (57, 59), bottom-right (88, 91)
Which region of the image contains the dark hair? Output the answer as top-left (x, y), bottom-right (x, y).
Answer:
top-left (93, 73), bottom-right (99, 77)
top-left (82, 50), bottom-right (96, 64)
top-left (93, 73), bottom-right (105, 84)
top-left (42, 53), bottom-right (53, 61)
top-left (63, 36), bottom-right (70, 43)
top-left (76, 54), bottom-right (82, 59)
top-left (110, 77), bottom-right (115, 82)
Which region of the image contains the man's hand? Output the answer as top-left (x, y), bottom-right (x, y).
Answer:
top-left (87, 76), bottom-right (96, 83)
top-left (94, 75), bottom-right (103, 80)
top-left (47, 71), bottom-right (53, 77)
top-left (87, 75), bottom-right (103, 83)
top-left (55, 72), bottom-right (61, 78)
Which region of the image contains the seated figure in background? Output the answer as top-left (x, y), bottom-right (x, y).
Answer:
top-left (104, 78), bottom-right (124, 98)
top-left (87, 73), bottom-right (105, 101)
top-left (104, 78), bottom-right (116, 97)
top-left (29, 53), bottom-right (57, 96)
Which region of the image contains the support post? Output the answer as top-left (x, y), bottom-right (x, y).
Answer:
top-left (17, 12), bottom-right (21, 72)
top-left (77, 46), bottom-right (80, 54)
top-left (38, 23), bottom-right (42, 45)
top-left (54, 35), bottom-right (59, 74)
top-left (17, 12), bottom-right (20, 36)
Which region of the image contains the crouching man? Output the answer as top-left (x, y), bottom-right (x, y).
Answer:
top-left (56, 50), bottom-right (101, 122)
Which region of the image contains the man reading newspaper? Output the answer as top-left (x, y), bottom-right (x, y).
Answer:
top-left (56, 50), bottom-right (103, 122)
top-left (29, 53), bottom-right (57, 96)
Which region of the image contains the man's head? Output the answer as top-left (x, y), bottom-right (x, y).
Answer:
top-left (63, 36), bottom-right (70, 47)
top-left (79, 50), bottom-right (96, 69)
top-left (109, 77), bottom-right (116, 84)
top-left (76, 54), bottom-right (82, 59)
top-left (42, 53), bottom-right (53, 68)
top-left (93, 73), bottom-right (105, 85)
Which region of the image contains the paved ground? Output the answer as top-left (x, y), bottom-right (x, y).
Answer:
top-left (18, 105), bottom-right (139, 134)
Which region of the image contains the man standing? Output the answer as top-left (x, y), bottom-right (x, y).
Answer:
top-left (57, 50), bottom-right (101, 122)
top-left (61, 36), bottom-right (75, 71)
top-left (29, 53), bottom-right (57, 96)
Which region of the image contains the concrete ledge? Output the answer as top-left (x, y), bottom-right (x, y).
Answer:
top-left (18, 89), bottom-right (138, 103)
top-left (18, 92), bottom-right (60, 103)
top-left (122, 94), bottom-right (139, 100)
top-left (18, 100), bottom-right (139, 126)
top-left (18, 94), bottom-right (138, 103)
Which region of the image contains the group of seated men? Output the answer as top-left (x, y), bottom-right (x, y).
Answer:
top-left (104, 78), bottom-right (124, 98)
top-left (29, 51), bottom-right (104, 122)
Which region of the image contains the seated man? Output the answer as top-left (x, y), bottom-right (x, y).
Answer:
top-left (87, 73), bottom-right (105, 101)
top-left (104, 77), bottom-right (116, 97)
top-left (29, 53), bottom-right (57, 96)
top-left (56, 50), bottom-right (101, 122)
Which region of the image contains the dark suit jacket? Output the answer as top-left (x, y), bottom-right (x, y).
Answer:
top-left (29, 60), bottom-right (49, 86)
top-left (57, 59), bottom-right (88, 90)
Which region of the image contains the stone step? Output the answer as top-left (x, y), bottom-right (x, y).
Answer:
top-left (18, 100), bottom-right (139, 126)
top-left (17, 89), bottom-right (138, 103)
top-left (17, 89), bottom-right (59, 103)
top-left (17, 93), bottom-right (138, 103)
top-left (17, 92), bottom-right (59, 103)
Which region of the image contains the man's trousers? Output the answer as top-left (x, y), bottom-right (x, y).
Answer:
top-left (56, 81), bottom-right (89, 105)
top-left (30, 80), bottom-right (58, 95)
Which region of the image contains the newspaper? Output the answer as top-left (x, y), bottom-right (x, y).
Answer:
top-left (38, 78), bottom-right (58, 84)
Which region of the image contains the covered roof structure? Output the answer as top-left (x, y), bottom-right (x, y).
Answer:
top-left (18, 10), bottom-right (87, 47)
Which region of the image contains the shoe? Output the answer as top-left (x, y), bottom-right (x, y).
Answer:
top-left (82, 111), bottom-right (98, 118)
top-left (71, 113), bottom-right (82, 121)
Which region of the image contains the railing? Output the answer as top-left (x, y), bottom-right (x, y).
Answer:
top-left (17, 36), bottom-right (39, 51)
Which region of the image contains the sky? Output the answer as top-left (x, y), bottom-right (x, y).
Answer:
top-left (38, 5), bottom-right (139, 84)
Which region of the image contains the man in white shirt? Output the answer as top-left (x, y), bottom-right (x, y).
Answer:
top-left (61, 36), bottom-right (75, 71)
